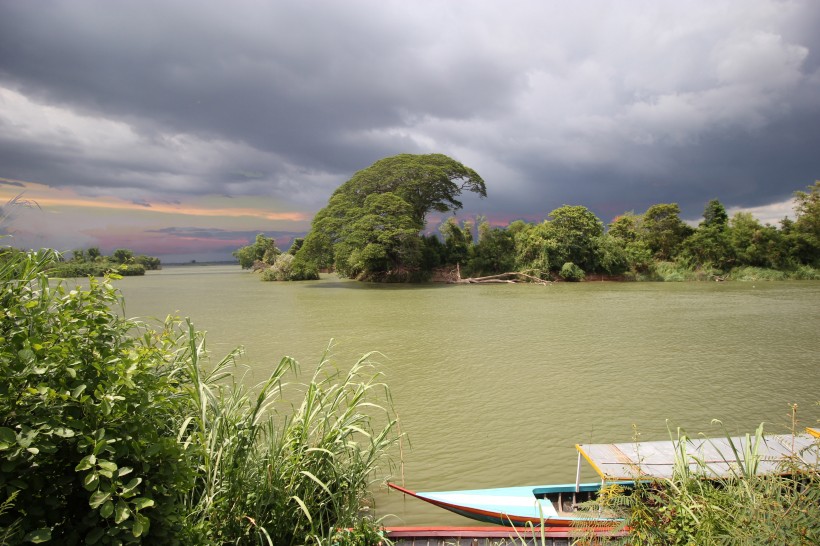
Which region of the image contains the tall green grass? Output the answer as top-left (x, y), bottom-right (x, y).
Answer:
top-left (172, 325), bottom-right (399, 545)
top-left (171, 324), bottom-right (398, 545)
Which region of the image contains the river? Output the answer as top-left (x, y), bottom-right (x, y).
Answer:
top-left (116, 265), bottom-right (820, 526)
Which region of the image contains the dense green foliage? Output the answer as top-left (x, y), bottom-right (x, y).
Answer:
top-left (580, 423), bottom-right (820, 544)
top-left (0, 250), bottom-right (192, 543)
top-left (1, 246), bottom-right (162, 278)
top-left (235, 234), bottom-right (319, 280)
top-left (233, 234), bottom-right (281, 270)
top-left (294, 153), bottom-right (486, 281)
top-left (0, 249), bottom-right (397, 544)
top-left (437, 182), bottom-right (820, 281)
top-left (240, 173), bottom-right (819, 282)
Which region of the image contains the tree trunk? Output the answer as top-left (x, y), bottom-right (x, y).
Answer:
top-left (452, 271), bottom-right (552, 285)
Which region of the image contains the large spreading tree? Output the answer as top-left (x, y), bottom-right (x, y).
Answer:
top-left (295, 153), bottom-right (486, 281)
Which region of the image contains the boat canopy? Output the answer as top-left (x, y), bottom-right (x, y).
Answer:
top-left (576, 429), bottom-right (820, 482)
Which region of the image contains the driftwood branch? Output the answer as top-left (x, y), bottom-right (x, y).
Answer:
top-left (453, 271), bottom-right (552, 286)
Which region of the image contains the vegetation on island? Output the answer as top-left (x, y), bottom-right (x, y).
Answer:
top-left (233, 233), bottom-right (318, 281)
top-left (290, 153), bottom-right (486, 282)
top-left (578, 420), bottom-right (820, 544)
top-left (0, 249), bottom-right (398, 545)
top-left (238, 154), bottom-right (819, 283)
top-left (0, 246), bottom-right (161, 278)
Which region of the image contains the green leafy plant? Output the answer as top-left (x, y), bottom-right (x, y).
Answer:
top-left (559, 262), bottom-right (585, 282)
top-left (0, 250), bottom-right (195, 543)
top-left (1, 249), bottom-right (399, 544)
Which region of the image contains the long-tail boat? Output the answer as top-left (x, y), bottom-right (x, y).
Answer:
top-left (389, 427), bottom-right (820, 527)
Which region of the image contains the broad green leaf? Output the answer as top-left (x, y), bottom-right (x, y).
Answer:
top-left (131, 516), bottom-right (144, 537)
top-left (23, 528), bottom-right (52, 543)
top-left (114, 501), bottom-right (130, 524)
top-left (100, 500), bottom-right (114, 518)
top-left (132, 497), bottom-right (154, 510)
top-left (97, 460), bottom-right (117, 472)
top-left (0, 427), bottom-right (15, 450)
top-left (83, 472), bottom-right (100, 491)
top-left (121, 477), bottom-right (142, 496)
top-left (53, 427), bottom-right (75, 438)
top-left (75, 454), bottom-right (96, 471)
top-left (17, 348), bottom-right (35, 362)
top-left (116, 466), bottom-right (133, 478)
top-left (97, 459), bottom-right (116, 478)
top-left (135, 513), bottom-right (150, 534)
top-left (89, 490), bottom-right (111, 509)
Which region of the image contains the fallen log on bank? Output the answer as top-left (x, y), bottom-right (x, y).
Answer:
top-left (452, 272), bottom-right (552, 285)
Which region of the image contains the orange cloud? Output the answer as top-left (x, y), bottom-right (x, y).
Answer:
top-left (0, 178), bottom-right (308, 222)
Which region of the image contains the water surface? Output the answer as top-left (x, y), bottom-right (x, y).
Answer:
top-left (117, 266), bottom-right (820, 525)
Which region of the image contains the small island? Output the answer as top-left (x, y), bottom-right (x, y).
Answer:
top-left (235, 154), bottom-right (820, 283)
top-left (0, 246), bottom-right (162, 278)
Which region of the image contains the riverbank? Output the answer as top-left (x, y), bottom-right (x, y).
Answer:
top-left (426, 264), bottom-right (820, 284)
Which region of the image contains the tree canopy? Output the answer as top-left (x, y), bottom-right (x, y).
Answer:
top-left (239, 177), bottom-right (819, 283)
top-left (295, 153), bottom-right (486, 280)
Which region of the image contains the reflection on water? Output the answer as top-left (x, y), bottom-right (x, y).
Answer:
top-left (117, 266), bottom-right (820, 525)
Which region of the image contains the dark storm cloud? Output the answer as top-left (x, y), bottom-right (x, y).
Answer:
top-left (1, 0), bottom-right (819, 221)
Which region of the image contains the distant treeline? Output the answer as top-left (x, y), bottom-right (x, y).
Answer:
top-left (0, 246), bottom-right (161, 277)
top-left (256, 154), bottom-right (820, 282)
top-left (238, 179), bottom-right (820, 283)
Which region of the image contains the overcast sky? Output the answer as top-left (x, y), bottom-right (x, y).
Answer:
top-left (1, 0), bottom-right (819, 261)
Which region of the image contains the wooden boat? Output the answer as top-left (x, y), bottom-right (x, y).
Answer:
top-left (389, 428), bottom-right (820, 527)
top-left (387, 481), bottom-right (615, 527)
top-left (384, 525), bottom-right (628, 546)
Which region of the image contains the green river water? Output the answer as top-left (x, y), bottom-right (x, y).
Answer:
top-left (116, 265), bottom-right (820, 526)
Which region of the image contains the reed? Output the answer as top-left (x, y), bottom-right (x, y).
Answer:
top-left (725, 266), bottom-right (789, 282)
top-left (576, 419), bottom-right (820, 545)
top-left (173, 326), bottom-right (399, 545)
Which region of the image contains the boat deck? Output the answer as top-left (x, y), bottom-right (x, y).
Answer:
top-left (385, 526), bottom-right (625, 546)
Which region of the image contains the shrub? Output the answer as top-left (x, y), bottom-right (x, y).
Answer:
top-left (46, 261), bottom-right (107, 278)
top-left (726, 266), bottom-right (788, 281)
top-left (1, 249), bottom-right (397, 544)
top-left (0, 250), bottom-right (194, 543)
top-left (262, 254), bottom-right (321, 281)
top-left (134, 255), bottom-right (161, 270)
top-left (289, 256), bottom-right (321, 280)
top-left (112, 249), bottom-right (134, 264)
top-left (559, 262), bottom-right (585, 282)
top-left (46, 260), bottom-right (146, 278)
top-left (115, 263), bottom-right (146, 276)
top-left (653, 261), bottom-right (698, 282)
top-left (790, 265), bottom-right (820, 280)
top-left (262, 253), bottom-right (295, 281)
